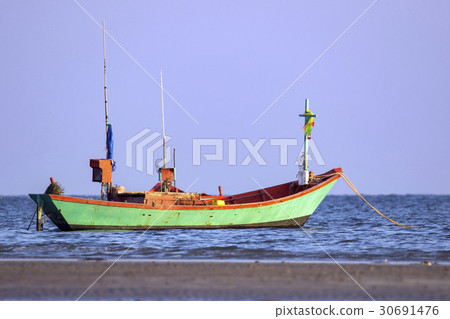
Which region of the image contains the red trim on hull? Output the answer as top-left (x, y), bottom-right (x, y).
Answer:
top-left (50, 168), bottom-right (342, 211)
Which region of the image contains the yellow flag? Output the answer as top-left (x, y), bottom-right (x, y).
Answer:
top-left (303, 110), bottom-right (314, 139)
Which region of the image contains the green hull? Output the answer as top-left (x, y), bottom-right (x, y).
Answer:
top-left (29, 178), bottom-right (337, 231)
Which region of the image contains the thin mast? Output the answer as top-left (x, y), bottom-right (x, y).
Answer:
top-left (299, 98), bottom-right (316, 185)
top-left (103, 20), bottom-right (108, 156)
top-left (303, 99), bottom-right (309, 174)
top-left (101, 20), bottom-right (110, 201)
top-left (160, 69), bottom-right (166, 168)
top-left (173, 148), bottom-right (176, 191)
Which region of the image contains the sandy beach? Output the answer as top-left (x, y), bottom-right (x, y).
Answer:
top-left (0, 260), bottom-right (448, 300)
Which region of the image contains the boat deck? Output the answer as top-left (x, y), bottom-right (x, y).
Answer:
top-left (108, 169), bottom-right (341, 207)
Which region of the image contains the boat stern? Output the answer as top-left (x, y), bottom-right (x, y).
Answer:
top-left (28, 194), bottom-right (71, 231)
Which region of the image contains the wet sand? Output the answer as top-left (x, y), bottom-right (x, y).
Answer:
top-left (0, 260), bottom-right (448, 300)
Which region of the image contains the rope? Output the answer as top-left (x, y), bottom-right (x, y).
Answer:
top-left (26, 208), bottom-right (37, 231)
top-left (320, 172), bottom-right (420, 229)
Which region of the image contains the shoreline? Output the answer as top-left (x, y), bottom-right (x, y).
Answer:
top-left (0, 260), bottom-right (448, 301)
top-left (1, 257), bottom-right (448, 265)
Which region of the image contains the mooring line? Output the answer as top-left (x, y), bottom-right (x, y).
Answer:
top-left (26, 207), bottom-right (38, 231)
top-left (320, 172), bottom-right (420, 229)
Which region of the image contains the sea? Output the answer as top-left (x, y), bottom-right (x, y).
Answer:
top-left (0, 195), bottom-right (448, 264)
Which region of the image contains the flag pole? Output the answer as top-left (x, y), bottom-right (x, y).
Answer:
top-left (102, 20), bottom-right (109, 200)
top-left (103, 20), bottom-right (108, 155)
top-left (303, 99), bottom-right (309, 184)
top-left (160, 69), bottom-right (166, 168)
top-left (299, 99), bottom-right (316, 185)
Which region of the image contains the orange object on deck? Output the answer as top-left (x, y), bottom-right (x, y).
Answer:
top-left (159, 168), bottom-right (175, 183)
top-left (89, 159), bottom-right (112, 183)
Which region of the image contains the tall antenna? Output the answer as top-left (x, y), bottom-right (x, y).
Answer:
top-left (299, 99), bottom-right (316, 185)
top-left (160, 69), bottom-right (166, 168)
top-left (101, 20), bottom-right (110, 200)
top-left (303, 99), bottom-right (309, 173)
top-left (103, 20), bottom-right (108, 156)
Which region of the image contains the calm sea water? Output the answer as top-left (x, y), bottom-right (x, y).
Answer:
top-left (0, 195), bottom-right (448, 263)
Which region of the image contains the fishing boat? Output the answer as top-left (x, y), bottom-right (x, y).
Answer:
top-left (28, 95), bottom-right (341, 231)
top-left (28, 23), bottom-right (341, 231)
top-left (29, 168), bottom-right (341, 231)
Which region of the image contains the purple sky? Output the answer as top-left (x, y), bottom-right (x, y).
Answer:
top-left (1, 0), bottom-right (449, 195)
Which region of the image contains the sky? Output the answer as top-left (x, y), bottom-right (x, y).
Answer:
top-left (0, 0), bottom-right (449, 196)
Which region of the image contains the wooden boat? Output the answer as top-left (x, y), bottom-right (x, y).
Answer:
top-left (28, 23), bottom-right (341, 231)
top-left (29, 168), bottom-right (341, 231)
top-left (28, 96), bottom-right (341, 231)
